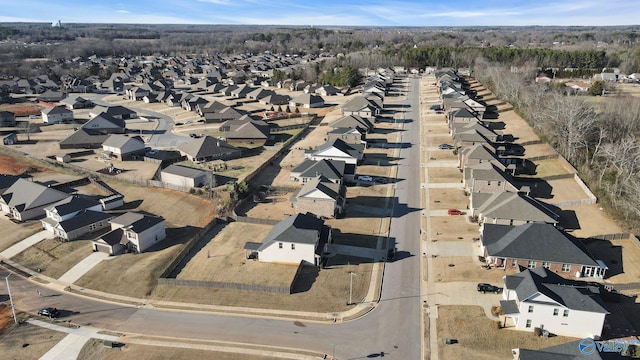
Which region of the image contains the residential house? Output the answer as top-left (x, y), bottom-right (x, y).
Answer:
top-left (202, 105), bottom-right (246, 123)
top-left (37, 90), bottom-right (66, 103)
top-left (82, 113), bottom-right (126, 134)
top-left (329, 114), bottom-right (374, 134)
top-left (92, 212), bottom-right (166, 255)
top-left (41, 195), bottom-right (113, 241)
top-left (177, 136), bottom-right (242, 163)
top-left (60, 96), bottom-right (93, 110)
top-left (230, 84), bottom-right (255, 98)
top-left (259, 93), bottom-right (291, 106)
top-left (501, 268), bottom-right (608, 338)
top-left (341, 96), bottom-right (381, 119)
top-left (101, 135), bottom-right (146, 161)
top-left (59, 128), bottom-right (111, 150)
top-left (0, 179), bottom-right (70, 221)
top-left (90, 105), bottom-right (137, 120)
top-left (160, 164), bottom-right (210, 190)
top-left (290, 158), bottom-right (346, 184)
top-left (0, 174), bottom-right (26, 194)
top-left (244, 212), bottom-right (331, 266)
top-left (315, 85), bottom-right (341, 96)
top-left (470, 190), bottom-right (559, 226)
top-left (42, 106), bottom-right (73, 124)
top-left (511, 341), bottom-right (611, 360)
top-left (448, 107), bottom-right (479, 128)
top-left (459, 143), bottom-right (503, 170)
top-left (326, 127), bottom-right (365, 146)
top-left (246, 88), bottom-right (274, 101)
top-left (305, 138), bottom-right (364, 165)
top-left (289, 93), bottom-right (325, 109)
top-left (480, 222), bottom-right (607, 278)
top-left (0, 111), bottom-right (16, 127)
top-left (293, 175), bottom-right (346, 219)
top-left (464, 162), bottom-right (519, 194)
top-left (219, 118), bottom-right (271, 145)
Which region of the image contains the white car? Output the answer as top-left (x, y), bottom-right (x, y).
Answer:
top-left (357, 175), bottom-right (373, 182)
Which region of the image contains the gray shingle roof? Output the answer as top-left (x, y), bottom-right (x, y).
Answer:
top-left (102, 134), bottom-right (144, 149)
top-left (504, 267), bottom-right (608, 314)
top-left (291, 159), bottom-right (345, 181)
top-left (329, 115), bottom-right (374, 132)
top-left (110, 212), bottom-right (164, 233)
top-left (313, 138), bottom-right (364, 159)
top-left (161, 164), bottom-right (207, 179)
top-left (297, 175), bottom-right (343, 201)
top-left (258, 213), bottom-right (325, 251)
top-left (44, 195), bottom-right (101, 217)
top-left (57, 210), bottom-right (114, 233)
top-left (483, 223), bottom-right (600, 266)
top-left (177, 136), bottom-right (240, 159)
top-left (477, 191), bottom-right (559, 224)
top-left (1, 179), bottom-right (70, 212)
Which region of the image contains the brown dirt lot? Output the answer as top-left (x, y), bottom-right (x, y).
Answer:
top-left (584, 237), bottom-right (640, 287)
top-left (0, 103), bottom-right (43, 117)
top-left (152, 254), bottom-right (372, 313)
top-left (429, 188), bottom-right (469, 211)
top-left (11, 239), bottom-right (94, 279)
top-left (0, 313), bottom-right (67, 360)
top-left (496, 110), bottom-right (541, 144)
top-left (544, 178), bottom-right (592, 204)
top-left (176, 223), bottom-right (298, 287)
top-left (0, 151), bottom-right (47, 174)
top-left (522, 143), bottom-right (558, 158)
top-left (530, 158), bottom-right (573, 178)
top-left (436, 306), bottom-right (576, 360)
top-left (429, 217), bottom-right (480, 242)
top-left (241, 190), bottom-right (298, 220)
top-left (562, 204), bottom-right (622, 238)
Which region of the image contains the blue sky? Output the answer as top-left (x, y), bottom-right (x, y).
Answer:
top-left (0, 0), bottom-right (636, 26)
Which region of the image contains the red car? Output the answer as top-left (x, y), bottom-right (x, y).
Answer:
top-left (447, 209), bottom-right (462, 215)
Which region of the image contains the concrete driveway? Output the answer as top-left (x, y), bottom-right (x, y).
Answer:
top-left (0, 230), bottom-right (52, 259)
top-left (429, 281), bottom-right (501, 319)
top-left (429, 241), bottom-right (479, 257)
top-left (57, 252), bottom-right (109, 284)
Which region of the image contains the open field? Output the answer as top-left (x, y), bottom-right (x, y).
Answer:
top-left (529, 158), bottom-right (573, 178)
top-left (0, 219), bottom-right (43, 253)
top-left (0, 310), bottom-right (67, 360)
top-left (176, 222), bottom-right (297, 287)
top-left (78, 339), bottom-right (287, 360)
top-left (12, 239), bottom-right (94, 279)
top-left (75, 226), bottom-right (200, 298)
top-left (152, 254), bottom-right (372, 312)
top-left (437, 306), bottom-right (576, 360)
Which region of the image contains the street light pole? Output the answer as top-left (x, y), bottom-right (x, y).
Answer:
top-left (5, 274), bottom-right (17, 324)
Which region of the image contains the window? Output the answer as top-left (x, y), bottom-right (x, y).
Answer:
top-left (553, 309), bottom-right (559, 316)
top-left (291, 244), bottom-right (295, 250)
top-left (528, 260), bottom-right (536, 269)
top-left (562, 263), bottom-right (571, 272)
top-left (511, 259), bottom-right (517, 267)
top-left (278, 242), bottom-right (283, 249)
top-left (525, 319), bottom-right (532, 328)
top-left (543, 261), bottom-right (550, 269)
top-left (497, 181), bottom-right (501, 186)
top-left (528, 305), bottom-right (534, 313)
top-left (89, 224), bottom-right (96, 231)
top-left (563, 310), bottom-right (569, 317)
top-left (126, 231), bottom-right (136, 240)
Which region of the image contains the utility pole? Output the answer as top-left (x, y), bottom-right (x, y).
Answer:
top-left (5, 274), bottom-right (17, 324)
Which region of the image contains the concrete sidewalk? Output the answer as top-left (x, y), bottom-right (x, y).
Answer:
top-left (0, 230), bottom-right (52, 259)
top-left (28, 319), bottom-right (119, 360)
top-left (57, 252), bottom-right (109, 284)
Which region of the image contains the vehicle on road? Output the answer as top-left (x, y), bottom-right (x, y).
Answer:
top-left (37, 307), bottom-right (59, 318)
top-left (477, 283), bottom-right (503, 294)
top-left (175, 122), bottom-right (184, 126)
top-left (357, 175), bottom-right (373, 182)
top-left (447, 208), bottom-right (462, 215)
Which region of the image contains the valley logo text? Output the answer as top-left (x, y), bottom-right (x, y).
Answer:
top-left (579, 338), bottom-right (638, 355)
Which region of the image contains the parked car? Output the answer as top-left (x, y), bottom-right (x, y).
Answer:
top-left (37, 307), bottom-right (59, 318)
top-left (374, 177), bottom-right (388, 184)
top-left (447, 208), bottom-right (462, 215)
top-left (387, 248), bottom-right (396, 261)
top-left (357, 175), bottom-right (373, 182)
top-left (477, 283), bottom-right (503, 294)
top-left (438, 144), bottom-right (453, 150)
top-left (175, 122), bottom-right (184, 126)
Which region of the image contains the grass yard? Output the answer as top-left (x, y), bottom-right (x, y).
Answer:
top-left (77, 339), bottom-right (278, 360)
top-left (106, 181), bottom-right (217, 228)
top-left (437, 306), bottom-right (576, 360)
top-left (427, 167), bottom-right (462, 183)
top-left (431, 256), bottom-right (512, 284)
top-left (12, 239), bottom-right (93, 279)
top-left (429, 188), bottom-right (469, 211)
top-left (0, 220), bottom-right (43, 253)
top-left (531, 158), bottom-right (573, 178)
top-left (429, 217), bottom-right (481, 242)
top-left (151, 254), bottom-right (372, 313)
top-left (176, 223), bottom-right (297, 287)
top-left (0, 311), bottom-right (67, 360)
top-left (75, 226), bottom-right (200, 298)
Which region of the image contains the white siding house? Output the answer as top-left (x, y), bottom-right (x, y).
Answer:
top-left (42, 106), bottom-right (73, 124)
top-left (500, 268), bottom-right (608, 339)
top-left (92, 212), bottom-right (166, 254)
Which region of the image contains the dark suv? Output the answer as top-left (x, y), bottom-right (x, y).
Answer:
top-left (37, 307), bottom-right (60, 318)
top-left (477, 283), bottom-right (503, 294)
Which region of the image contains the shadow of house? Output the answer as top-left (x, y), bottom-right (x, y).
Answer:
top-left (602, 292), bottom-right (640, 340)
top-left (514, 178), bottom-right (554, 199)
top-left (361, 154), bottom-right (404, 167)
top-left (582, 238), bottom-right (623, 279)
top-left (290, 263), bottom-right (320, 294)
top-left (345, 195), bottom-right (420, 218)
top-left (557, 209), bottom-right (581, 231)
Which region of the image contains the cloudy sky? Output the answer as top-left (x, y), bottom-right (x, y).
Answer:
top-left (0, 0), bottom-right (636, 26)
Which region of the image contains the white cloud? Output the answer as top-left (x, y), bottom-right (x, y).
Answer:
top-left (116, 10), bottom-right (131, 14)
